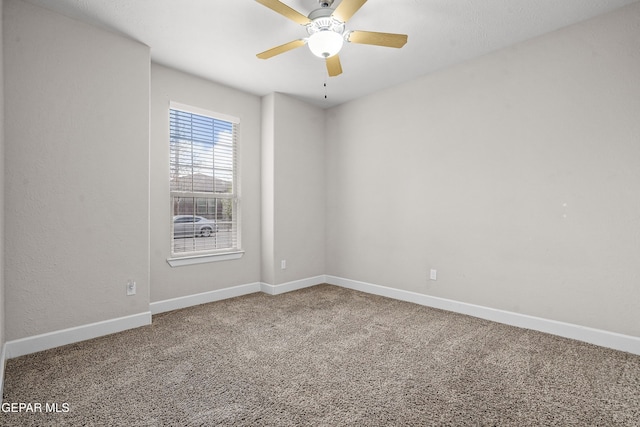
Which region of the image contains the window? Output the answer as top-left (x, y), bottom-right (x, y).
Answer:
top-left (169, 102), bottom-right (240, 260)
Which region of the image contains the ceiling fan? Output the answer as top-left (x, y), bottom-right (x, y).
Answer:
top-left (255, 0), bottom-right (408, 77)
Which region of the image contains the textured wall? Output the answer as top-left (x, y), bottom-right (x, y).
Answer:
top-left (262, 93), bottom-right (326, 285)
top-left (261, 94), bottom-right (276, 285)
top-left (325, 3), bottom-right (640, 336)
top-left (4, 0), bottom-right (150, 339)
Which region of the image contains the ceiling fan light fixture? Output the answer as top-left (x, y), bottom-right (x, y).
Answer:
top-left (308, 30), bottom-right (344, 58)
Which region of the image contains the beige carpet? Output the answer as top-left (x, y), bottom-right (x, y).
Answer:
top-left (2, 284), bottom-right (639, 426)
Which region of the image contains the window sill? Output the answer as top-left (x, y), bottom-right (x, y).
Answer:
top-left (167, 251), bottom-right (244, 267)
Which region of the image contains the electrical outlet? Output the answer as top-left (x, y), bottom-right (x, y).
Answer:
top-left (127, 280), bottom-right (136, 296)
top-left (429, 269), bottom-right (437, 281)
top-left (281, 260), bottom-right (287, 270)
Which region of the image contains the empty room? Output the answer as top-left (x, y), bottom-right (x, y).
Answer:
top-left (0, 0), bottom-right (639, 425)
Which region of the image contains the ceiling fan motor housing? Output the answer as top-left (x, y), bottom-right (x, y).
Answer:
top-left (307, 7), bottom-right (345, 35)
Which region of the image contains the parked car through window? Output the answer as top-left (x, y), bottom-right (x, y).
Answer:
top-left (173, 215), bottom-right (217, 238)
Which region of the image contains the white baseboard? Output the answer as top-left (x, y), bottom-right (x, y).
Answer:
top-left (150, 277), bottom-right (326, 314)
top-left (326, 275), bottom-right (640, 356)
top-left (150, 282), bottom-right (262, 315)
top-left (6, 276), bottom-right (638, 361)
top-left (150, 278), bottom-right (325, 315)
top-left (5, 312), bottom-right (152, 359)
top-left (261, 275), bottom-right (327, 296)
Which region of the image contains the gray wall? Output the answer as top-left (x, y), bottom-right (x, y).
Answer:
top-left (150, 64), bottom-right (262, 302)
top-left (261, 94), bottom-right (276, 285)
top-left (4, 0), bottom-right (150, 340)
top-left (261, 93), bottom-right (325, 285)
top-left (326, 2), bottom-right (640, 337)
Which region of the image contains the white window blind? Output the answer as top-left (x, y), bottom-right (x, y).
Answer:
top-left (169, 103), bottom-right (240, 256)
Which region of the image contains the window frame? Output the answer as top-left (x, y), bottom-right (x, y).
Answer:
top-left (166, 102), bottom-right (243, 267)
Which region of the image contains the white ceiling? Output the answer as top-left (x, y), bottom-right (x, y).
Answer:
top-left (23, 0), bottom-right (639, 108)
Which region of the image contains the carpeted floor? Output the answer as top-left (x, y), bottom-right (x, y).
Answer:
top-left (2, 284), bottom-right (639, 426)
